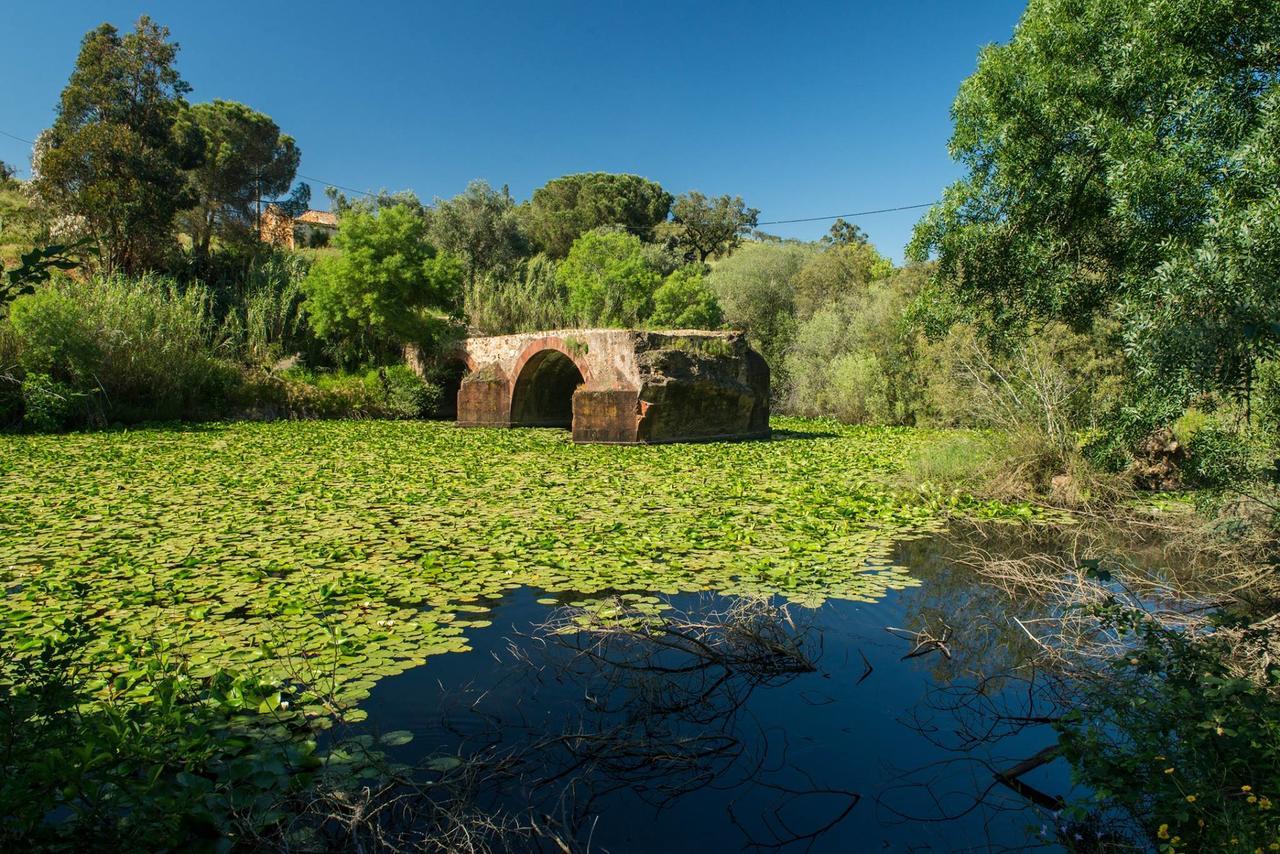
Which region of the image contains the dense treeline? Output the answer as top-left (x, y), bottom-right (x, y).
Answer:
top-left (3, 7), bottom-right (1280, 503)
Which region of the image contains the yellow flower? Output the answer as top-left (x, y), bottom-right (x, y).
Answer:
top-left (1158, 824), bottom-right (1169, 839)
top-left (1249, 795), bottom-right (1259, 803)
top-left (1185, 795), bottom-right (1196, 803)
top-left (1243, 785), bottom-right (1253, 792)
top-left (1269, 844), bottom-right (1279, 852)
top-left (1164, 767), bottom-right (1175, 774)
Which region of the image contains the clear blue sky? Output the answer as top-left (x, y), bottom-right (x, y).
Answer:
top-left (0, 1), bottom-right (1027, 262)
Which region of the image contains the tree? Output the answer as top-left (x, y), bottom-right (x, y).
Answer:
top-left (429, 180), bottom-right (527, 288)
top-left (557, 228), bottom-right (661, 327)
top-left (0, 161), bottom-right (14, 183)
top-left (649, 264), bottom-right (723, 329)
top-left (179, 100), bottom-right (304, 256)
top-left (820, 218), bottom-right (868, 247)
top-left (526, 173), bottom-right (672, 258)
top-left (665, 191), bottom-right (759, 263)
top-left (33, 17), bottom-right (202, 273)
top-left (707, 242), bottom-right (817, 388)
top-left (909, 0), bottom-right (1280, 406)
top-left (326, 186), bottom-right (430, 221)
top-left (302, 205), bottom-right (463, 363)
top-left (791, 241), bottom-right (893, 321)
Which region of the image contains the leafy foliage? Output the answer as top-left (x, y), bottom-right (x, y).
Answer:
top-left (33, 16), bottom-right (202, 273)
top-left (910, 0), bottom-right (1280, 406)
top-left (558, 227), bottom-right (661, 327)
top-left (179, 99), bottom-right (305, 256)
top-left (707, 241), bottom-right (817, 392)
top-left (429, 180), bottom-right (526, 288)
top-left (525, 172), bottom-right (672, 258)
top-left (302, 205), bottom-right (463, 364)
top-left (1058, 604), bottom-right (1280, 852)
top-left (662, 191), bottom-right (760, 263)
top-left (7, 273), bottom-right (236, 427)
top-left (649, 264), bottom-right (723, 329)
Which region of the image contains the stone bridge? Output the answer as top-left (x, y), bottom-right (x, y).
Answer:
top-left (411, 329), bottom-right (770, 444)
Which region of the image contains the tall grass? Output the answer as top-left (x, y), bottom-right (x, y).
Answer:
top-left (7, 274), bottom-right (237, 425)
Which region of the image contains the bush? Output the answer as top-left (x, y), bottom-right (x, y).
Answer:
top-left (707, 242), bottom-right (815, 391)
top-left (365, 364), bottom-right (441, 419)
top-left (1059, 605), bottom-right (1280, 852)
top-left (1183, 425), bottom-right (1261, 489)
top-left (783, 266), bottom-right (929, 425)
top-left (649, 264), bottom-right (723, 329)
top-left (20, 373), bottom-right (80, 432)
top-left (0, 323), bottom-right (23, 429)
top-left (558, 228), bottom-right (661, 327)
top-left (7, 274), bottom-right (239, 426)
top-left (239, 365), bottom-right (441, 421)
top-left (302, 205), bottom-right (463, 366)
top-left (463, 253), bottom-right (568, 335)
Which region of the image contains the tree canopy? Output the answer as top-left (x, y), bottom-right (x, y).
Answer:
top-left (557, 228), bottom-right (661, 327)
top-left (664, 191), bottom-right (760, 262)
top-left (909, 0), bottom-right (1280, 401)
top-left (33, 17), bottom-right (202, 273)
top-left (526, 173), bottom-right (672, 258)
top-left (180, 100), bottom-right (304, 256)
top-left (429, 180), bottom-right (526, 288)
top-left (302, 205), bottom-right (463, 362)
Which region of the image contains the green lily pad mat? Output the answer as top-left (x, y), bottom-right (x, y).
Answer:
top-left (0, 417), bottom-right (1020, 718)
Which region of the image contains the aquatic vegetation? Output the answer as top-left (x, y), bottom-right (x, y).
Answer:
top-left (0, 418), bottom-right (1030, 720)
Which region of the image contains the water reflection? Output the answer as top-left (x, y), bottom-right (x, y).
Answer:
top-left (351, 530), bottom-right (1095, 851)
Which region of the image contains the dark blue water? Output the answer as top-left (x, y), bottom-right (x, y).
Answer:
top-left (358, 536), bottom-right (1079, 851)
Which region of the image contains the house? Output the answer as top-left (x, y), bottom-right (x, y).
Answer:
top-left (259, 206), bottom-right (339, 249)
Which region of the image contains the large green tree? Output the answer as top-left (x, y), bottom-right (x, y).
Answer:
top-left (302, 205), bottom-right (463, 362)
top-left (33, 17), bottom-right (202, 273)
top-left (179, 100), bottom-right (304, 256)
top-left (429, 180), bottom-right (527, 288)
top-left (557, 227), bottom-right (661, 327)
top-left (649, 264), bottom-right (723, 329)
top-left (664, 191), bottom-right (759, 262)
top-left (909, 0), bottom-right (1280, 404)
top-left (525, 173), bottom-right (672, 258)
top-left (707, 241), bottom-right (817, 388)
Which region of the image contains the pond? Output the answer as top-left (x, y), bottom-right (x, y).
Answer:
top-left (1, 419), bottom-right (1079, 849)
top-left (356, 537), bottom-right (1079, 851)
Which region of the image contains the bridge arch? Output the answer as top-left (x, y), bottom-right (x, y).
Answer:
top-left (509, 338), bottom-right (591, 428)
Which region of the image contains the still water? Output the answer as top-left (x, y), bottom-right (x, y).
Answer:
top-left (354, 535), bottom-right (1081, 852)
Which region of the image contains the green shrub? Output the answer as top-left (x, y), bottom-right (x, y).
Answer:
top-left (0, 323), bottom-right (22, 429)
top-left (7, 275), bottom-right (237, 424)
top-left (20, 372), bottom-right (80, 432)
top-left (649, 264), bottom-right (723, 329)
top-left (1059, 604), bottom-right (1280, 852)
top-left (363, 364), bottom-right (441, 419)
top-left (783, 266), bottom-right (929, 425)
top-left (1183, 426), bottom-right (1260, 489)
top-left (464, 253), bottom-right (568, 335)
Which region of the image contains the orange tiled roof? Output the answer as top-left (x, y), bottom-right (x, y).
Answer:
top-left (295, 209), bottom-right (338, 228)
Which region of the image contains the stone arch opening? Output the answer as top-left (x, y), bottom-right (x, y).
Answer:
top-left (510, 348), bottom-right (585, 428)
top-left (435, 359), bottom-right (469, 420)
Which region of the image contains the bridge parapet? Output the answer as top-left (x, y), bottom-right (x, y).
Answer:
top-left (414, 328), bottom-right (770, 444)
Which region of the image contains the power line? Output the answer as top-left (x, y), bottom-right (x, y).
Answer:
top-left (757, 202), bottom-right (936, 225)
top-left (2, 125), bottom-right (938, 222)
top-left (296, 173), bottom-right (379, 199)
top-left (0, 129), bottom-right (36, 145)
